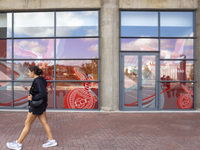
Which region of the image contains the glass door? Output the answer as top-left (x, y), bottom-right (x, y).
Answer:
top-left (120, 53), bottom-right (158, 110)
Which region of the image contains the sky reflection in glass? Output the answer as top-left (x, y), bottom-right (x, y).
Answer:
top-left (121, 12), bottom-right (158, 37)
top-left (160, 12), bottom-right (193, 37)
top-left (14, 39), bottom-right (54, 59)
top-left (121, 38), bottom-right (158, 51)
top-left (56, 38), bottom-right (98, 59)
top-left (160, 39), bottom-right (193, 59)
top-left (14, 12), bottom-right (54, 37)
top-left (56, 11), bottom-right (98, 37)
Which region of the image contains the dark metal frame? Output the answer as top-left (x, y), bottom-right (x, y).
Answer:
top-left (120, 10), bottom-right (196, 111)
top-left (0, 10), bottom-right (100, 111)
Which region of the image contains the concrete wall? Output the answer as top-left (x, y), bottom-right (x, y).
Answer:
top-left (0, 0), bottom-right (198, 111)
top-left (100, 0), bottom-right (119, 111)
top-left (0, 0), bottom-right (101, 10)
top-left (120, 0), bottom-right (198, 9)
top-left (0, 0), bottom-right (197, 10)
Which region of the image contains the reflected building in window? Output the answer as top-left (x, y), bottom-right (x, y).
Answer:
top-left (0, 10), bottom-right (100, 110)
top-left (0, 0), bottom-right (197, 111)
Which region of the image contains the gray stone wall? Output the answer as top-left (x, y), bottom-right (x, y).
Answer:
top-left (0, 0), bottom-right (101, 10)
top-left (100, 0), bottom-right (119, 111)
top-left (120, 0), bottom-right (198, 9)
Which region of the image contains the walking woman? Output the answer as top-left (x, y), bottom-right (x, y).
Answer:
top-left (6, 66), bottom-right (57, 149)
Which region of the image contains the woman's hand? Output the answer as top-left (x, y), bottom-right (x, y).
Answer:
top-left (23, 86), bottom-right (30, 91)
top-left (28, 94), bottom-right (32, 101)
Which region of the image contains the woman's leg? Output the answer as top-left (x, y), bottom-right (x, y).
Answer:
top-left (38, 112), bottom-right (53, 140)
top-left (17, 112), bottom-right (37, 143)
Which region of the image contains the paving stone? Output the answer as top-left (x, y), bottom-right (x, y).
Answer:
top-left (1, 111), bottom-right (200, 150)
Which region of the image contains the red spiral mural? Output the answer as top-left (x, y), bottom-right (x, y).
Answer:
top-left (64, 67), bottom-right (98, 109)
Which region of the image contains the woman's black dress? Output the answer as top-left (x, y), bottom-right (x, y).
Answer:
top-left (29, 76), bottom-right (48, 115)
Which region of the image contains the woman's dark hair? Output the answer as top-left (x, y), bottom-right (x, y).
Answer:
top-left (29, 66), bottom-right (43, 75)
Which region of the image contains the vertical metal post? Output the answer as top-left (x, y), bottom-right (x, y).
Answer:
top-left (11, 12), bottom-right (14, 108)
top-left (138, 54), bottom-right (142, 110)
top-left (54, 11), bottom-right (56, 109)
top-left (158, 11), bottom-right (161, 110)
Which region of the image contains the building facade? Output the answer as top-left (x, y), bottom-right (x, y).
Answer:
top-left (0, 0), bottom-right (199, 111)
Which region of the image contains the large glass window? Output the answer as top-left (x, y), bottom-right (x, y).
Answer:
top-left (0, 10), bottom-right (99, 110)
top-left (120, 11), bottom-right (195, 110)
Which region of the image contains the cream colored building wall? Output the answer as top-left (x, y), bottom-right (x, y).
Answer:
top-left (0, 0), bottom-right (101, 10)
top-left (120, 0), bottom-right (198, 9)
top-left (0, 0), bottom-right (197, 10)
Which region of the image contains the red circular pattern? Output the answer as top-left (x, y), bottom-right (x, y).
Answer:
top-left (64, 88), bottom-right (97, 109)
top-left (177, 94), bottom-right (193, 109)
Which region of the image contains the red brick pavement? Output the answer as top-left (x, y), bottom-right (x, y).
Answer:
top-left (0, 111), bottom-right (200, 150)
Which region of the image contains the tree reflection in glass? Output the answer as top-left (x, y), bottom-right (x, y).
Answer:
top-left (56, 60), bottom-right (98, 81)
top-left (13, 60), bottom-right (54, 80)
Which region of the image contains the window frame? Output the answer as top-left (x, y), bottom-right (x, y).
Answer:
top-left (0, 10), bottom-right (100, 110)
top-left (120, 10), bottom-right (196, 110)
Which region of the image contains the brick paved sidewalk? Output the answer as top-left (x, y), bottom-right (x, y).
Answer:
top-left (0, 111), bottom-right (200, 150)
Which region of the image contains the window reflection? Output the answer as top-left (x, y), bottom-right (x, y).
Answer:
top-left (0, 82), bottom-right (12, 108)
top-left (1, 11), bottom-right (100, 110)
top-left (56, 82), bottom-right (98, 109)
top-left (13, 82), bottom-right (54, 108)
top-left (160, 39), bottom-right (193, 59)
top-left (0, 13), bottom-right (12, 38)
top-left (121, 12), bottom-right (158, 37)
top-left (160, 12), bottom-right (193, 37)
top-left (56, 60), bottom-right (98, 80)
top-left (14, 12), bottom-right (54, 37)
top-left (14, 39), bottom-right (54, 59)
top-left (13, 61), bottom-right (54, 80)
top-left (124, 56), bottom-right (138, 107)
top-left (13, 81), bottom-right (54, 109)
top-left (56, 11), bottom-right (99, 37)
top-left (47, 82), bottom-right (54, 108)
top-left (142, 56), bottom-right (156, 108)
top-left (0, 61), bottom-right (12, 80)
top-left (121, 38), bottom-right (158, 51)
top-left (160, 82), bottom-right (194, 109)
top-left (0, 40), bottom-right (12, 59)
top-left (160, 61), bottom-right (194, 81)
top-left (14, 82), bottom-right (31, 108)
top-left (56, 38), bottom-right (98, 59)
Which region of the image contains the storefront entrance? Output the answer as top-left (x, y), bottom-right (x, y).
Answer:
top-left (120, 53), bottom-right (159, 110)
